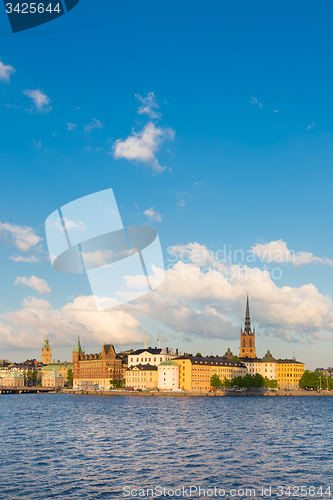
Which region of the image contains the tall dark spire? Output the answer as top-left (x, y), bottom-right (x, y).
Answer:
top-left (244, 294), bottom-right (252, 334)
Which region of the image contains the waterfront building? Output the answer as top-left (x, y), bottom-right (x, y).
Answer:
top-left (0, 370), bottom-right (24, 387)
top-left (73, 338), bottom-right (123, 390)
top-left (42, 369), bottom-right (64, 388)
top-left (277, 358), bottom-right (305, 389)
top-left (128, 347), bottom-right (179, 368)
top-left (41, 361), bottom-right (73, 384)
top-left (125, 364), bottom-right (158, 390)
top-left (173, 355), bottom-right (247, 391)
top-left (157, 360), bottom-right (180, 390)
top-left (239, 350), bottom-right (278, 380)
top-left (239, 295), bottom-right (256, 358)
top-left (41, 338), bottom-right (52, 365)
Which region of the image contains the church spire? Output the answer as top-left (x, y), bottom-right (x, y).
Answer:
top-left (244, 294), bottom-right (251, 334)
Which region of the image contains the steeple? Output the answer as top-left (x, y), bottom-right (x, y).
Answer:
top-left (239, 294), bottom-right (256, 359)
top-left (75, 336), bottom-right (83, 353)
top-left (244, 294), bottom-right (251, 334)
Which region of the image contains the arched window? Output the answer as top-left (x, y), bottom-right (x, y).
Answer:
top-left (243, 338), bottom-right (245, 347)
top-left (250, 339), bottom-right (252, 347)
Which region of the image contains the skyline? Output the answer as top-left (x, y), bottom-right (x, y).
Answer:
top-left (1, 1), bottom-right (333, 369)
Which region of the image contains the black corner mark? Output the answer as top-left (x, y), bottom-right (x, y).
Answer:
top-left (3, 0), bottom-right (80, 33)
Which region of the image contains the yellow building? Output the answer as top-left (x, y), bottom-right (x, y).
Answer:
top-left (277, 358), bottom-right (305, 389)
top-left (174, 355), bottom-right (247, 391)
top-left (125, 364), bottom-right (158, 390)
top-left (41, 338), bottom-right (52, 365)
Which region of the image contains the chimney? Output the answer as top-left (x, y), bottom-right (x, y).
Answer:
top-left (176, 349), bottom-right (179, 355)
top-left (166, 347), bottom-right (169, 354)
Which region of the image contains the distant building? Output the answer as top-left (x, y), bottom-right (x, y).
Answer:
top-left (128, 347), bottom-right (179, 368)
top-left (73, 338), bottom-right (123, 390)
top-left (42, 369), bottom-right (64, 388)
top-left (125, 364), bottom-right (158, 390)
top-left (0, 370), bottom-right (24, 387)
top-left (239, 295), bottom-right (256, 358)
top-left (158, 360), bottom-right (179, 390)
top-left (277, 358), bottom-right (305, 389)
top-left (173, 355), bottom-right (247, 391)
top-left (41, 361), bottom-right (73, 385)
top-left (41, 338), bottom-right (52, 365)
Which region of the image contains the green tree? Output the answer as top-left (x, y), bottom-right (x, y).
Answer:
top-left (66, 368), bottom-right (73, 386)
top-left (299, 370), bottom-right (319, 389)
top-left (210, 374), bottom-right (222, 389)
top-left (32, 370), bottom-right (38, 386)
top-left (196, 352), bottom-right (202, 357)
top-left (232, 355), bottom-right (241, 362)
top-left (222, 376), bottom-right (231, 388)
top-left (110, 378), bottom-right (125, 389)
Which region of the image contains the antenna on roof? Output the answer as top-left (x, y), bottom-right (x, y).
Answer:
top-left (144, 330), bottom-right (147, 350)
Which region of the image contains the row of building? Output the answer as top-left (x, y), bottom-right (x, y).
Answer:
top-left (0, 296), bottom-right (307, 391)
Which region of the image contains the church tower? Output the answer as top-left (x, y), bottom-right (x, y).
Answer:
top-left (41, 337), bottom-right (52, 365)
top-left (239, 295), bottom-right (256, 358)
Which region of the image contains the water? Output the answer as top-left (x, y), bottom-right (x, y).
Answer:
top-left (0, 394), bottom-right (332, 499)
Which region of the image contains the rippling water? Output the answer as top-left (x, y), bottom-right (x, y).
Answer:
top-left (1, 394), bottom-right (332, 499)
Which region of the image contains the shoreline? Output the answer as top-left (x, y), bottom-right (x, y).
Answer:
top-left (66, 389), bottom-right (333, 397)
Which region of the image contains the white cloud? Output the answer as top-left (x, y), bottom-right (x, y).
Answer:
top-left (143, 207), bottom-right (162, 222)
top-left (307, 122), bottom-right (315, 131)
top-left (112, 122), bottom-right (175, 173)
top-left (135, 91), bottom-right (161, 119)
top-left (15, 275), bottom-right (52, 294)
top-left (250, 96), bottom-right (262, 108)
top-left (274, 109), bottom-right (279, 113)
top-left (194, 181), bottom-right (205, 186)
top-left (0, 59), bottom-right (15, 83)
top-left (0, 222), bottom-right (41, 251)
top-left (84, 118), bottom-right (104, 132)
top-left (9, 255), bottom-right (39, 263)
top-left (23, 89), bottom-right (52, 112)
top-left (66, 123), bottom-right (77, 131)
top-left (251, 240), bottom-right (333, 267)
top-left (176, 191), bottom-right (191, 207)
top-left (2, 295), bottom-right (143, 348)
top-left (46, 216), bottom-right (85, 232)
top-left (82, 249), bottom-right (116, 267)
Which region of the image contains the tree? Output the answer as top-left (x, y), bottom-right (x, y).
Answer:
top-left (299, 370), bottom-right (319, 389)
top-left (196, 352), bottom-right (202, 357)
top-left (222, 377), bottom-right (231, 388)
top-left (110, 378), bottom-right (125, 389)
top-left (232, 355), bottom-right (241, 362)
top-left (210, 374), bottom-right (222, 389)
top-left (32, 370), bottom-right (38, 385)
top-left (66, 368), bottom-right (73, 386)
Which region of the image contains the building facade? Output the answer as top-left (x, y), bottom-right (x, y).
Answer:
top-left (277, 358), bottom-right (305, 389)
top-left (73, 338), bottom-right (123, 390)
top-left (240, 350), bottom-right (278, 381)
top-left (158, 360), bottom-right (180, 390)
top-left (125, 364), bottom-right (158, 390)
top-left (173, 355), bottom-right (247, 391)
top-left (240, 295), bottom-right (256, 358)
top-left (41, 338), bottom-right (52, 365)
top-left (42, 369), bottom-right (64, 388)
top-left (41, 361), bottom-right (73, 384)
top-left (128, 347), bottom-right (178, 368)
top-left (0, 370), bottom-right (24, 387)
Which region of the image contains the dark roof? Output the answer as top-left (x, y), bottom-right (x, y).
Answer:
top-left (131, 348), bottom-right (162, 356)
top-left (174, 355), bottom-right (246, 368)
top-left (126, 364), bottom-right (158, 371)
top-left (103, 345), bottom-right (115, 355)
top-left (239, 357), bottom-right (262, 362)
top-left (277, 359), bottom-right (304, 365)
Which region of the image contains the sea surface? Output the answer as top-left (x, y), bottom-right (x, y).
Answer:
top-left (0, 394), bottom-right (332, 499)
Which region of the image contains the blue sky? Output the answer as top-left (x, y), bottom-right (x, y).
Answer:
top-left (1, 1), bottom-right (333, 368)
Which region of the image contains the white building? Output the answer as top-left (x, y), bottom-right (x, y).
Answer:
top-left (42, 369), bottom-right (64, 388)
top-left (158, 360), bottom-right (179, 390)
top-left (240, 350), bottom-right (277, 380)
top-left (128, 347), bottom-right (179, 368)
